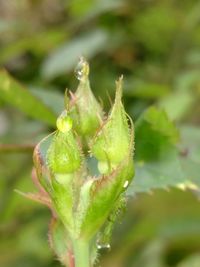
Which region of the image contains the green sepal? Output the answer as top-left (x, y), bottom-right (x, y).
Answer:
top-left (69, 57), bottom-right (103, 140)
top-left (33, 133), bottom-right (54, 194)
top-left (79, 157), bottom-right (134, 240)
top-left (74, 178), bottom-right (94, 237)
top-left (47, 130), bottom-right (82, 174)
top-left (51, 173), bottom-right (75, 234)
top-left (33, 132), bottom-right (78, 233)
top-left (97, 196), bottom-right (126, 248)
top-left (91, 77), bottom-right (132, 173)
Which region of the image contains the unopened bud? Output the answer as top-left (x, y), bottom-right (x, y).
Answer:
top-left (69, 57), bottom-right (103, 139)
top-left (47, 111), bottom-right (82, 174)
top-left (91, 77), bottom-right (131, 174)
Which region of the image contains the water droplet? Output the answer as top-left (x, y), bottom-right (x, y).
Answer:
top-left (97, 244), bottom-right (101, 249)
top-left (123, 180), bottom-right (129, 188)
top-left (56, 110), bottom-right (73, 133)
top-left (76, 70), bottom-right (83, 80)
top-left (97, 243), bottom-right (111, 250)
top-left (74, 57), bottom-right (89, 81)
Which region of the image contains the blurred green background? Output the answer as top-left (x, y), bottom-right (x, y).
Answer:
top-left (0, 0), bottom-right (200, 266)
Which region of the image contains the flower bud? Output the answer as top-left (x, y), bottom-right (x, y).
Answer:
top-left (91, 76), bottom-right (132, 174)
top-left (75, 77), bottom-right (135, 240)
top-left (44, 111), bottom-right (83, 234)
top-left (26, 59), bottom-right (135, 259)
top-left (69, 57), bottom-right (103, 140)
top-left (47, 110), bottom-right (82, 174)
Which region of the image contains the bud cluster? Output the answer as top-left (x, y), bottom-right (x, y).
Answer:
top-left (31, 58), bottom-right (134, 266)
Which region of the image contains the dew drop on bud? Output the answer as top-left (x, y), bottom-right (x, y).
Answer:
top-left (97, 243), bottom-right (111, 250)
top-left (123, 180), bottom-right (129, 188)
top-left (74, 57), bottom-right (89, 81)
top-left (56, 110), bottom-right (73, 133)
top-left (76, 70), bottom-right (82, 80)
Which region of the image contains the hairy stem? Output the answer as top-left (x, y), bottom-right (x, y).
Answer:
top-left (72, 239), bottom-right (90, 267)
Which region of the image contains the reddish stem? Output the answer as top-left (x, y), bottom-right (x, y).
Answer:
top-left (68, 249), bottom-right (75, 267)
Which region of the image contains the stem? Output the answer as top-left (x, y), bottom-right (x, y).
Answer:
top-left (0, 143), bottom-right (34, 153)
top-left (72, 239), bottom-right (90, 267)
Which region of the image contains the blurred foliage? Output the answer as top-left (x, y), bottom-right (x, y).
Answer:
top-left (0, 0), bottom-right (200, 266)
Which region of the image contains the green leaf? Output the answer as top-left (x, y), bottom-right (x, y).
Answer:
top-left (128, 107), bottom-right (186, 194)
top-left (135, 106), bottom-right (179, 162)
top-left (179, 126), bottom-right (200, 189)
top-left (124, 79), bottom-right (170, 99)
top-left (0, 70), bottom-right (57, 125)
top-left (30, 87), bottom-right (64, 116)
top-left (0, 29), bottom-right (66, 64)
top-left (158, 91), bottom-right (194, 121)
top-left (41, 29), bottom-right (108, 79)
top-left (131, 147), bottom-right (186, 193)
top-left (132, 6), bottom-right (179, 55)
top-left (69, 0), bottom-right (123, 22)
top-left (120, 111), bottom-right (200, 195)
